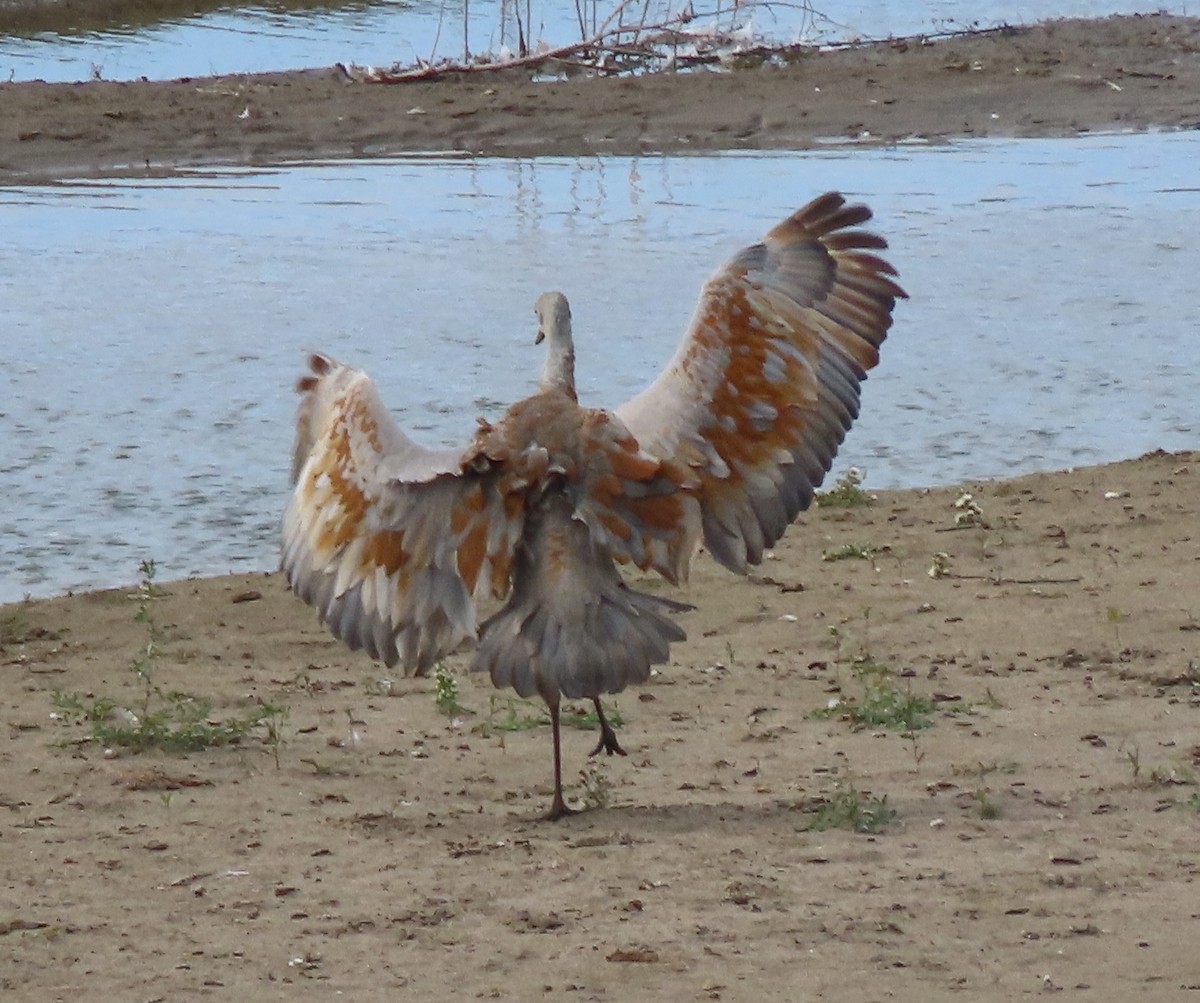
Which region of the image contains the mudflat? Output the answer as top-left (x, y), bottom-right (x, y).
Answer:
top-left (2, 13), bottom-right (1200, 180)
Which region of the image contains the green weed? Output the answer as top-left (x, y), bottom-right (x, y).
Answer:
top-left (808, 784), bottom-right (895, 833)
top-left (51, 560), bottom-right (289, 755)
top-left (562, 701), bottom-right (623, 733)
top-left (433, 662), bottom-right (468, 716)
top-left (813, 659), bottom-right (935, 732)
top-left (821, 542), bottom-right (879, 565)
top-left (814, 467), bottom-right (872, 508)
top-left (471, 696), bottom-right (623, 737)
top-left (0, 609), bottom-right (32, 645)
top-left (973, 789), bottom-right (1003, 820)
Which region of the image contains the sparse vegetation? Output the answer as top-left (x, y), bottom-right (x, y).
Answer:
top-left (808, 784), bottom-right (896, 833)
top-left (950, 760), bottom-right (1018, 778)
top-left (0, 608), bottom-right (32, 645)
top-left (928, 551), bottom-right (951, 578)
top-left (434, 662), bottom-right (468, 716)
top-left (821, 542), bottom-right (879, 564)
top-left (813, 658), bottom-right (935, 733)
top-left (953, 491), bottom-right (986, 527)
top-left (474, 695), bottom-right (545, 736)
top-left (472, 695), bottom-right (624, 736)
top-left (814, 467), bottom-right (872, 508)
top-left (562, 700), bottom-right (623, 733)
top-left (973, 789), bottom-right (1003, 820)
top-left (51, 560), bottom-right (288, 755)
top-left (1106, 606), bottom-right (1127, 647)
top-left (578, 759), bottom-right (614, 810)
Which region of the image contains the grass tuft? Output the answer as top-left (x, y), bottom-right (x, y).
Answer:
top-left (813, 659), bottom-right (935, 732)
top-left (814, 467), bottom-right (872, 508)
top-left (51, 560), bottom-right (289, 756)
top-left (808, 784), bottom-right (896, 833)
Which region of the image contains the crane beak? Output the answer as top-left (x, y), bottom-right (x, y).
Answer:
top-left (535, 328), bottom-right (546, 345)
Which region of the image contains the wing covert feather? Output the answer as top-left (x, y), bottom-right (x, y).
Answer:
top-left (615, 192), bottom-right (906, 572)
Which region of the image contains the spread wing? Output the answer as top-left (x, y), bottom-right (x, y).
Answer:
top-left (282, 353), bottom-right (524, 672)
top-left (615, 192), bottom-right (906, 573)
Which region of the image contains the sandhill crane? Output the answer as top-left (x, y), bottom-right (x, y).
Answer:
top-left (282, 192), bottom-right (906, 819)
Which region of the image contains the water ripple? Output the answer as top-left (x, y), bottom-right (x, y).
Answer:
top-left (1, 133), bottom-right (1197, 601)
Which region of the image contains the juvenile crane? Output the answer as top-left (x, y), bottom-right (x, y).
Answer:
top-left (282, 192), bottom-right (906, 818)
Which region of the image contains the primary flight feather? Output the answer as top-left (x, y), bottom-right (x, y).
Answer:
top-left (283, 191), bottom-right (906, 818)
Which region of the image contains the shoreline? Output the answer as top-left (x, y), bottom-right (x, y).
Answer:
top-left (3, 14), bottom-right (1200, 181)
top-left (2, 447), bottom-right (1190, 610)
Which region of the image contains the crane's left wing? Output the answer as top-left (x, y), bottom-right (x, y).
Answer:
top-left (615, 192), bottom-right (906, 573)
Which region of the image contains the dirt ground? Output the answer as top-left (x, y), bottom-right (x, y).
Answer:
top-left (3, 449), bottom-right (1199, 999)
top-left (3, 13), bottom-right (1200, 180)
top-left (4, 9), bottom-right (1200, 1002)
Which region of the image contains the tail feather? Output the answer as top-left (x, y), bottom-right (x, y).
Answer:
top-left (472, 495), bottom-right (687, 704)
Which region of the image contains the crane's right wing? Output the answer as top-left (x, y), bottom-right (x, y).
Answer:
top-left (283, 354), bottom-right (526, 672)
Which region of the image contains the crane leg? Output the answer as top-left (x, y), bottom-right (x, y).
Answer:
top-left (545, 700), bottom-right (576, 820)
top-left (588, 697), bottom-right (627, 758)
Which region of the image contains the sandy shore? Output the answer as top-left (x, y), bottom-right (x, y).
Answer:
top-left (4, 12), bottom-right (1200, 1000)
top-left (3, 13), bottom-right (1200, 180)
top-left (4, 449), bottom-right (1199, 998)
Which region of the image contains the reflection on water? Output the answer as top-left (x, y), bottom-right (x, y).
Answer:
top-left (0, 0), bottom-right (1189, 83)
top-left (2, 133), bottom-right (1198, 601)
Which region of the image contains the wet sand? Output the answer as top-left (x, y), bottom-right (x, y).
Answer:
top-left (3, 13), bottom-right (1200, 180)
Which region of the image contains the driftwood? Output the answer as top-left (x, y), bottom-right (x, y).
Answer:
top-left (337, 1), bottom-right (1028, 87)
top-left (340, 0), bottom-right (792, 84)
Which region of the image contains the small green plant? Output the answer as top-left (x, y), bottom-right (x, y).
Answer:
top-left (808, 784), bottom-right (895, 833)
top-left (821, 542), bottom-right (879, 565)
top-left (813, 658), bottom-right (934, 767)
top-left (52, 690), bottom-right (286, 753)
top-left (474, 695), bottom-right (545, 736)
top-left (815, 467), bottom-right (871, 508)
top-left (1, 609), bottom-right (32, 645)
top-left (953, 491), bottom-right (986, 527)
top-left (561, 701), bottom-right (623, 733)
top-left (979, 688), bottom-right (1005, 710)
top-left (261, 703), bottom-right (291, 768)
top-left (973, 789), bottom-right (1002, 820)
top-left (579, 759), bottom-right (613, 810)
top-left (813, 659), bottom-right (935, 732)
top-left (300, 757), bottom-right (333, 775)
top-left (1184, 792), bottom-right (1200, 813)
top-left (1125, 745), bottom-right (1142, 784)
top-left (51, 560), bottom-right (289, 755)
top-left (132, 559), bottom-right (167, 716)
top-left (1106, 607), bottom-right (1127, 647)
top-left (433, 662), bottom-right (468, 716)
top-left (950, 760), bottom-right (1017, 778)
top-left (928, 552), bottom-right (951, 579)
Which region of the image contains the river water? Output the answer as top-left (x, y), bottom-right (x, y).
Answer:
top-left (2, 132), bottom-right (1198, 601)
top-left (0, 1), bottom-right (1189, 83)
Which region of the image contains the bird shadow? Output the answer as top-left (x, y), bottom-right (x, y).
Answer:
top-left (510, 796), bottom-right (812, 838)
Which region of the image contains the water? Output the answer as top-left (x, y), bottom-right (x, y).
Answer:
top-left (0, 0), bottom-right (1189, 84)
top-left (2, 132), bottom-right (1198, 602)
